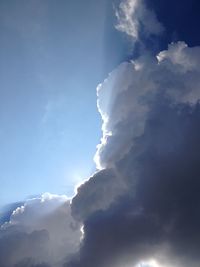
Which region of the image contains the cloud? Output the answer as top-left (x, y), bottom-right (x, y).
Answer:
top-left (0, 201), bottom-right (25, 226)
top-left (94, 41), bottom-right (200, 170)
top-left (0, 193), bottom-right (81, 267)
top-left (71, 169), bottom-right (128, 221)
top-left (2, 1), bottom-right (200, 267)
top-left (115, 0), bottom-right (164, 40)
top-left (66, 42), bottom-right (200, 267)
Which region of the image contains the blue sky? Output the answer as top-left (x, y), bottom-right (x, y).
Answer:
top-left (0, 0), bottom-right (127, 206)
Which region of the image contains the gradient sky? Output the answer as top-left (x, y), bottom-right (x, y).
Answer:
top-left (0, 0), bottom-right (127, 206)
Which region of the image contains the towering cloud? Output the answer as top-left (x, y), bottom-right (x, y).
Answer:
top-left (67, 41), bottom-right (200, 267)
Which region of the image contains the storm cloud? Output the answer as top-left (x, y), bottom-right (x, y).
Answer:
top-left (67, 42), bottom-right (200, 267)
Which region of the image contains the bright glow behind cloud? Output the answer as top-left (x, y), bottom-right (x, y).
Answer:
top-left (136, 259), bottom-right (161, 267)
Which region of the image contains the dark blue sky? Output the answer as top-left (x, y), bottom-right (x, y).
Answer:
top-left (146, 0), bottom-right (200, 49)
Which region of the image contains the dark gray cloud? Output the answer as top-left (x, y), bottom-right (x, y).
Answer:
top-left (72, 168), bottom-right (128, 222)
top-left (66, 42), bottom-right (200, 267)
top-left (67, 103), bottom-right (200, 267)
top-left (0, 229), bottom-right (49, 267)
top-left (16, 263), bottom-right (50, 267)
top-left (15, 260), bottom-right (50, 267)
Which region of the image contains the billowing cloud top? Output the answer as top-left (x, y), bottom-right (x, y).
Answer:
top-left (95, 41), bottom-right (200, 170)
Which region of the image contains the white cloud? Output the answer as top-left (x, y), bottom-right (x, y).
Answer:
top-left (115, 0), bottom-right (164, 40)
top-left (157, 41), bottom-right (200, 73)
top-left (93, 40), bottom-right (200, 190)
top-left (0, 193), bottom-right (82, 267)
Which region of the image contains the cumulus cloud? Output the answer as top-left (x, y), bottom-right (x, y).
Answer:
top-left (95, 41), bottom-right (200, 170)
top-left (66, 42), bottom-right (200, 267)
top-left (0, 193), bottom-right (81, 267)
top-left (115, 0), bottom-right (164, 40)
top-left (71, 169), bottom-right (129, 221)
top-left (2, 1), bottom-right (200, 267)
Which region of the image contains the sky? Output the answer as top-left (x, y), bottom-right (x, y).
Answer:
top-left (0, 0), bottom-right (127, 205)
top-left (1, 0), bottom-right (200, 267)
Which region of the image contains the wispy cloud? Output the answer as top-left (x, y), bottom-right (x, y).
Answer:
top-left (115, 0), bottom-right (164, 40)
